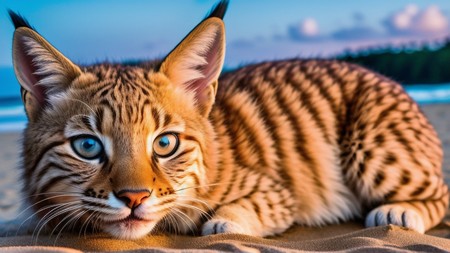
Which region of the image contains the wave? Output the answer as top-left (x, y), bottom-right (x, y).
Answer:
top-left (0, 106), bottom-right (24, 117)
top-left (404, 84), bottom-right (450, 104)
top-left (0, 105), bottom-right (27, 133)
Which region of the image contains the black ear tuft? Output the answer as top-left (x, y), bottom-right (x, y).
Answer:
top-left (8, 9), bottom-right (35, 30)
top-left (206, 0), bottom-right (229, 20)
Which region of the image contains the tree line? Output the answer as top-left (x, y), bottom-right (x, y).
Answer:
top-left (337, 39), bottom-right (450, 84)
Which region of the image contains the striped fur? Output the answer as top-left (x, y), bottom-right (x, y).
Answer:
top-left (11, 2), bottom-right (448, 240)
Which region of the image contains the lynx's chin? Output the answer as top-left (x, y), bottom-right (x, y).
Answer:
top-left (102, 217), bottom-right (156, 239)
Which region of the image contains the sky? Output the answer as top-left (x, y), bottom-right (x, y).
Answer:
top-left (0, 0), bottom-right (450, 68)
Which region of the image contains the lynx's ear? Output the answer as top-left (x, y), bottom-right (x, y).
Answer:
top-left (160, 1), bottom-right (227, 116)
top-left (9, 10), bottom-right (82, 120)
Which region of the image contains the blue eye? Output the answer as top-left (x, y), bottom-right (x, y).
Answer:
top-left (71, 136), bottom-right (104, 160)
top-left (153, 133), bottom-right (179, 157)
top-left (159, 136), bottom-right (170, 147)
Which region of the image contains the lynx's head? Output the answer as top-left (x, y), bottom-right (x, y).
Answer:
top-left (10, 1), bottom-right (227, 239)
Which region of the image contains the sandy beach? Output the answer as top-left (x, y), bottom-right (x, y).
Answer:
top-left (0, 132), bottom-right (22, 221)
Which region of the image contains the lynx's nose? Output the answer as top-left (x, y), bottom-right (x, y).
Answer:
top-left (116, 190), bottom-right (150, 209)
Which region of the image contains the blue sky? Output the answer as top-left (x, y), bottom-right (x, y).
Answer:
top-left (0, 0), bottom-right (449, 68)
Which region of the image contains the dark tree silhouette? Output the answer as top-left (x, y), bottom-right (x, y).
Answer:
top-left (337, 38), bottom-right (450, 84)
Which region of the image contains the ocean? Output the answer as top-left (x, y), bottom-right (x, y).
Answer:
top-left (0, 67), bottom-right (27, 133)
top-left (1, 66), bottom-right (450, 133)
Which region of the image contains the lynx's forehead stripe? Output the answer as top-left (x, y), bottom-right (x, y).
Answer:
top-left (72, 76), bottom-right (154, 132)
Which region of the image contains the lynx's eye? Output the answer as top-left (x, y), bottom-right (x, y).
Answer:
top-left (71, 135), bottom-right (104, 160)
top-left (153, 133), bottom-right (179, 158)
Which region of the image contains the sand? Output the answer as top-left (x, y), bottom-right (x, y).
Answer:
top-left (0, 132), bottom-right (22, 221)
top-left (0, 103), bottom-right (449, 252)
top-left (421, 103), bottom-right (450, 185)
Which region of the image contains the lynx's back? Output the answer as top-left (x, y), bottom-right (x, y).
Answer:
top-left (203, 59), bottom-right (448, 235)
top-left (9, 0), bottom-right (448, 239)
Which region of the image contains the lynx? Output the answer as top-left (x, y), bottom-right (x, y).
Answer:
top-left (9, 1), bottom-right (448, 239)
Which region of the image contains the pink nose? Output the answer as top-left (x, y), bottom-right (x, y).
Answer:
top-left (116, 190), bottom-right (150, 209)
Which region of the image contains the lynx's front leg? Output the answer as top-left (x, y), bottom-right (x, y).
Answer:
top-left (202, 184), bottom-right (296, 236)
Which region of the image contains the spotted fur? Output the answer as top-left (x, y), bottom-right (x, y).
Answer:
top-left (10, 1), bottom-right (448, 239)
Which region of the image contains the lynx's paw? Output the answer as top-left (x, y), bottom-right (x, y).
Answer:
top-left (365, 204), bottom-right (425, 233)
top-left (201, 218), bottom-right (250, 235)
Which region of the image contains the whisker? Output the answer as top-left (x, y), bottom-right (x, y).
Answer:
top-left (163, 211), bottom-right (179, 234)
top-left (51, 208), bottom-right (84, 244)
top-left (34, 205), bottom-right (79, 239)
top-left (96, 212), bottom-right (106, 234)
top-left (80, 210), bottom-right (99, 238)
top-left (176, 195), bottom-right (217, 211)
top-left (66, 208), bottom-right (89, 235)
top-left (54, 209), bottom-right (88, 243)
top-left (14, 193), bottom-right (82, 221)
top-left (173, 202), bottom-right (212, 220)
top-left (7, 190), bottom-right (82, 211)
top-left (89, 213), bottom-right (104, 236)
top-left (32, 203), bottom-right (79, 242)
top-left (173, 182), bottom-right (228, 193)
top-left (18, 200), bottom-right (79, 237)
top-left (170, 208), bottom-right (197, 235)
top-left (48, 205), bottom-right (82, 236)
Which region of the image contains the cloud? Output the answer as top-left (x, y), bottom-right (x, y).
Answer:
top-left (384, 4), bottom-right (449, 36)
top-left (230, 3), bottom-right (450, 65)
top-left (287, 13), bottom-right (379, 42)
top-left (283, 5), bottom-right (449, 44)
top-left (288, 18), bottom-right (321, 41)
